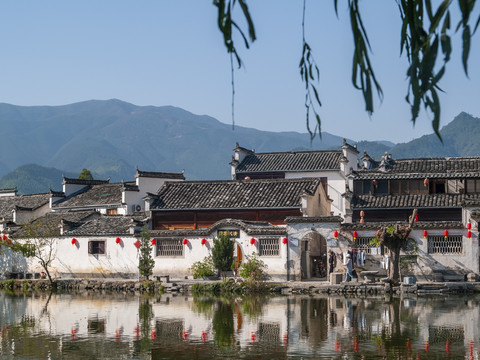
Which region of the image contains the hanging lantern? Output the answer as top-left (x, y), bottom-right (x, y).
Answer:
top-left (282, 237), bottom-right (288, 245)
top-left (360, 210), bottom-right (365, 223)
top-left (71, 238), bottom-right (77, 245)
top-left (182, 331), bottom-right (188, 340)
top-left (250, 238), bottom-right (256, 245)
top-left (467, 223), bottom-right (472, 230)
top-left (424, 178), bottom-right (429, 187)
top-left (414, 213), bottom-right (419, 222)
top-left (183, 238), bottom-right (188, 246)
top-left (333, 230), bottom-right (338, 239)
top-left (467, 230), bottom-right (472, 239)
top-left (134, 240), bottom-right (141, 249)
top-left (115, 237), bottom-right (121, 244)
top-left (151, 238), bottom-right (156, 246)
top-left (423, 230), bottom-right (428, 239)
top-left (2, 235), bottom-right (6, 241)
top-left (201, 238), bottom-right (207, 246)
top-left (372, 179), bottom-right (378, 187)
top-left (352, 231), bottom-right (358, 240)
top-left (444, 230), bottom-right (449, 239)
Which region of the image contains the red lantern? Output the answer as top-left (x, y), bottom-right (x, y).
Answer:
top-left (201, 238), bottom-right (207, 246)
top-left (282, 237), bottom-right (288, 245)
top-left (467, 223), bottom-right (472, 230)
top-left (414, 213), bottom-right (419, 222)
top-left (250, 238), bottom-right (256, 245)
top-left (333, 231), bottom-right (338, 239)
top-left (352, 231), bottom-right (358, 240)
top-left (424, 178), bottom-right (429, 187)
top-left (2, 235), bottom-right (6, 240)
top-left (115, 237), bottom-right (121, 244)
top-left (423, 230), bottom-right (428, 239)
top-left (151, 239), bottom-right (156, 246)
top-left (467, 230), bottom-right (472, 239)
top-left (183, 238), bottom-right (188, 246)
top-left (444, 230), bottom-right (449, 239)
top-left (71, 238), bottom-right (77, 245)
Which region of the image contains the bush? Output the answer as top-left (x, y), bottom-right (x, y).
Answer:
top-left (190, 256), bottom-right (216, 279)
top-left (239, 253), bottom-right (267, 281)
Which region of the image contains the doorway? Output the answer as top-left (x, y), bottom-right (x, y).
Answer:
top-left (301, 232), bottom-right (328, 280)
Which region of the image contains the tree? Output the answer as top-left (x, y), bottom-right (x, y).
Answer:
top-left (214, 0), bottom-right (479, 139)
top-left (14, 219), bottom-right (57, 284)
top-left (211, 234), bottom-right (234, 279)
top-left (374, 209), bottom-right (417, 284)
top-left (78, 168), bottom-right (93, 180)
top-left (138, 225), bottom-right (155, 280)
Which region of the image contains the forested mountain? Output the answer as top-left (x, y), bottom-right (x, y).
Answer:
top-left (0, 100), bottom-right (478, 194)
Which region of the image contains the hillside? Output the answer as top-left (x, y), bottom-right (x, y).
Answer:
top-left (0, 99), bottom-right (388, 185)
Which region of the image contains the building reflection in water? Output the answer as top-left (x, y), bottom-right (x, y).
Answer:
top-left (0, 291), bottom-right (479, 358)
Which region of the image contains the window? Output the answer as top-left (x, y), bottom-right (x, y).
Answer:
top-left (374, 180), bottom-right (388, 194)
top-left (353, 180), bottom-right (371, 195)
top-left (88, 241), bottom-right (105, 255)
top-left (355, 237), bottom-right (382, 255)
top-left (466, 179), bottom-right (480, 194)
top-left (259, 238), bottom-right (280, 257)
top-left (156, 239), bottom-right (183, 257)
top-left (427, 235), bottom-right (463, 254)
top-left (107, 209), bottom-right (118, 215)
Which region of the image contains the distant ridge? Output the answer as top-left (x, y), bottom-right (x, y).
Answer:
top-left (0, 100), bottom-right (477, 194)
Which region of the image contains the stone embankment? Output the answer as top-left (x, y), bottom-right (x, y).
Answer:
top-left (2, 278), bottom-right (480, 295)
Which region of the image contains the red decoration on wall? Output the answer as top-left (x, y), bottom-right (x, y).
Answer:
top-left (71, 238), bottom-right (77, 245)
top-left (359, 210), bottom-right (365, 223)
top-left (444, 230), bottom-right (449, 239)
top-left (201, 238), bottom-right (207, 246)
top-left (414, 213), bottom-right (419, 222)
top-left (282, 237), bottom-right (288, 245)
top-left (250, 238), bottom-right (256, 245)
top-left (2, 235), bottom-right (6, 240)
top-left (333, 231), bottom-right (338, 239)
top-left (423, 230), bottom-right (428, 238)
top-left (134, 240), bottom-right (141, 249)
top-left (151, 239), bottom-right (156, 246)
top-left (467, 230), bottom-right (472, 239)
top-left (115, 237), bottom-right (121, 244)
top-left (467, 223), bottom-right (472, 230)
top-left (183, 238), bottom-right (188, 246)
top-left (352, 231), bottom-right (358, 240)
top-left (424, 178), bottom-right (429, 187)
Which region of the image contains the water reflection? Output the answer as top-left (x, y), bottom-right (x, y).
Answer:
top-left (0, 290), bottom-right (479, 359)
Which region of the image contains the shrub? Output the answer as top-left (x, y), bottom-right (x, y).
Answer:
top-left (211, 234), bottom-right (234, 278)
top-left (190, 256), bottom-right (216, 279)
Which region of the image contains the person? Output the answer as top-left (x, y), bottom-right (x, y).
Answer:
top-left (344, 253), bottom-right (354, 282)
top-left (328, 250), bottom-right (337, 274)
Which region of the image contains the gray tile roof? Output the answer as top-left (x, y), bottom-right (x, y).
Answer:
top-left (11, 210), bottom-right (99, 237)
top-left (65, 215), bottom-right (145, 236)
top-left (355, 157), bottom-right (480, 179)
top-left (53, 183), bottom-right (124, 209)
top-left (235, 150), bottom-right (343, 174)
top-left (150, 218), bottom-right (286, 237)
top-left (135, 169), bottom-right (185, 180)
top-left (351, 193), bottom-right (480, 209)
top-left (62, 176), bottom-right (110, 185)
top-left (341, 221), bottom-right (464, 230)
top-left (151, 178), bottom-right (322, 210)
top-left (0, 193), bottom-right (51, 221)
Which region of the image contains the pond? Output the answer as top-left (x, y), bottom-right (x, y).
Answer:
top-left (0, 290), bottom-right (478, 359)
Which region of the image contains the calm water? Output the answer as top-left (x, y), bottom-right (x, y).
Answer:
top-left (0, 290), bottom-right (479, 359)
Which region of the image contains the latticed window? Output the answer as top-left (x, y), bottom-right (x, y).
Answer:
top-left (427, 235), bottom-right (463, 254)
top-left (156, 239), bottom-right (183, 257)
top-left (259, 238), bottom-right (280, 257)
top-left (355, 237), bottom-right (382, 255)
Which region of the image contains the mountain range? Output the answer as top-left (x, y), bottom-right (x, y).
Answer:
top-left (0, 99), bottom-right (478, 194)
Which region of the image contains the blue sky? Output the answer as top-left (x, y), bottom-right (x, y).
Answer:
top-left (0, 1), bottom-right (478, 143)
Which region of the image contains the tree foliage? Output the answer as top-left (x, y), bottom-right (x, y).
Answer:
top-left (138, 225), bottom-right (155, 280)
top-left (214, 0), bottom-right (480, 139)
top-left (211, 234), bottom-right (234, 278)
top-left (373, 209), bottom-right (417, 284)
top-left (78, 168), bottom-right (93, 180)
top-left (13, 219), bottom-right (57, 284)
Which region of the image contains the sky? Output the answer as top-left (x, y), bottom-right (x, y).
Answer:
top-left (0, 1), bottom-right (478, 144)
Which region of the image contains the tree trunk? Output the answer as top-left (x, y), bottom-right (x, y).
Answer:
top-left (388, 246), bottom-right (402, 284)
